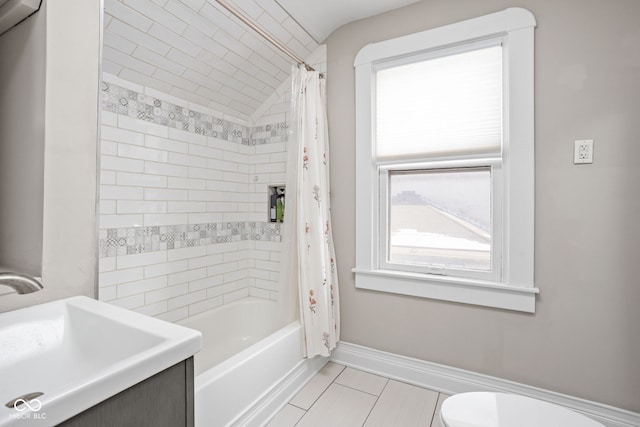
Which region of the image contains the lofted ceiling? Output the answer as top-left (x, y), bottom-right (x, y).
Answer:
top-left (276, 0), bottom-right (421, 43)
top-left (103, 0), bottom-right (418, 122)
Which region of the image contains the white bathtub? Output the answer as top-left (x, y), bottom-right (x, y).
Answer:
top-left (179, 298), bottom-right (323, 427)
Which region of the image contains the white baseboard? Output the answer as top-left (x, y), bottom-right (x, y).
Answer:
top-left (330, 341), bottom-right (640, 427)
top-left (234, 355), bottom-right (329, 427)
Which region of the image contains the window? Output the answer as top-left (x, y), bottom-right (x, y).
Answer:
top-left (353, 8), bottom-right (538, 312)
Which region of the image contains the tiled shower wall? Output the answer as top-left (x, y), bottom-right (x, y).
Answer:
top-left (98, 73), bottom-right (289, 322)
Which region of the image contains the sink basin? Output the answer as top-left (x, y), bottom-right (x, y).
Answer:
top-left (0, 296), bottom-right (202, 426)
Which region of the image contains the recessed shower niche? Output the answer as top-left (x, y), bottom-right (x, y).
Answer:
top-left (268, 185), bottom-right (286, 223)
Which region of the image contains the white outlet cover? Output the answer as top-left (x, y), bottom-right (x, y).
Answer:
top-left (574, 139), bottom-right (594, 164)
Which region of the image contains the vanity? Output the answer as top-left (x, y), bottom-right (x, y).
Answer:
top-left (0, 296), bottom-right (202, 427)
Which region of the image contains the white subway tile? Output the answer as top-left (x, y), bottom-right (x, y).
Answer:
top-left (145, 283), bottom-right (189, 304)
top-left (223, 288), bottom-right (249, 304)
top-left (99, 214), bottom-right (143, 228)
top-left (118, 143), bottom-right (168, 163)
top-left (168, 290), bottom-right (206, 310)
top-left (254, 279), bottom-right (277, 291)
top-left (133, 46), bottom-right (187, 77)
top-left (118, 115), bottom-right (167, 138)
top-left (101, 111), bottom-right (118, 127)
top-left (206, 261), bottom-right (238, 277)
top-left (101, 155), bottom-right (145, 173)
top-left (223, 269), bottom-right (249, 283)
top-left (251, 268), bottom-right (270, 281)
top-left (145, 161), bottom-right (189, 178)
top-left (156, 307), bottom-right (188, 322)
top-left (168, 127), bottom-right (207, 145)
top-left (270, 173), bottom-right (287, 183)
top-left (154, 68), bottom-right (198, 92)
top-left (168, 152), bottom-right (207, 168)
top-left (105, 0), bottom-right (153, 31)
top-left (255, 162), bottom-right (285, 174)
top-left (188, 296), bottom-right (223, 316)
top-left (188, 254), bottom-right (223, 270)
top-left (101, 185), bottom-right (144, 200)
top-left (108, 18), bottom-right (170, 56)
top-left (188, 212), bottom-right (223, 224)
top-left (255, 259), bottom-right (280, 272)
top-left (133, 301), bottom-right (168, 317)
top-left (148, 25), bottom-right (199, 57)
top-left (103, 30), bottom-right (137, 55)
top-left (188, 275), bottom-right (223, 292)
top-left (206, 282), bottom-right (237, 298)
top-left (222, 250), bottom-right (248, 263)
top-left (98, 268), bottom-right (144, 287)
top-left (117, 171), bottom-right (167, 188)
top-left (103, 45), bottom-right (156, 76)
top-left (143, 86), bottom-right (188, 109)
top-left (206, 180), bottom-right (237, 192)
top-left (118, 68), bottom-right (173, 95)
top-left (99, 257), bottom-right (116, 273)
top-left (100, 200), bottom-right (116, 214)
top-left (249, 287), bottom-right (270, 300)
top-left (206, 158), bottom-right (238, 172)
top-left (109, 294), bottom-right (145, 310)
top-left (144, 213), bottom-right (188, 226)
top-left (144, 188), bottom-right (188, 201)
top-left (117, 251), bottom-right (167, 270)
top-left (168, 201), bottom-right (206, 213)
top-left (168, 245), bottom-right (207, 262)
top-left (145, 135), bottom-right (189, 153)
top-left (206, 201), bottom-right (237, 212)
top-left (254, 241), bottom-right (282, 252)
top-left (99, 285), bottom-right (117, 301)
top-left (117, 200), bottom-right (167, 214)
top-left (102, 125), bottom-right (145, 146)
top-left (221, 212), bottom-right (247, 222)
top-left (102, 71), bottom-right (144, 92)
top-left (144, 259), bottom-right (189, 278)
top-left (255, 142), bottom-right (286, 154)
top-left (222, 171), bottom-right (247, 183)
top-left (187, 190), bottom-right (221, 201)
top-left (207, 136), bottom-right (238, 152)
top-left (164, 0), bottom-right (213, 36)
top-left (188, 167), bottom-right (223, 181)
top-left (168, 177), bottom-right (206, 190)
top-left (188, 143), bottom-right (223, 159)
top-left (168, 268), bottom-right (207, 286)
top-left (101, 140), bottom-right (118, 156)
top-left (117, 276), bottom-right (167, 298)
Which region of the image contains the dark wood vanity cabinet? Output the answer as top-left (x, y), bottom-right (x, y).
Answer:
top-left (58, 357), bottom-right (194, 427)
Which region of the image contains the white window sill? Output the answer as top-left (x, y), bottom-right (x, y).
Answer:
top-left (352, 268), bottom-right (538, 313)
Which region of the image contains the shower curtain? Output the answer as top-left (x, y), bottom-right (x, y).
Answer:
top-left (279, 66), bottom-right (340, 358)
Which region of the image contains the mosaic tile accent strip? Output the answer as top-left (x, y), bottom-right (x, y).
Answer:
top-left (98, 221), bottom-right (282, 258)
top-left (100, 81), bottom-right (288, 145)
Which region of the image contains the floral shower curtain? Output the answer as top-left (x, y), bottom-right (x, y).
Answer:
top-left (280, 66), bottom-right (340, 358)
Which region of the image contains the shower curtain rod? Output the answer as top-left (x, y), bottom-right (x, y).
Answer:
top-left (214, 0), bottom-right (317, 72)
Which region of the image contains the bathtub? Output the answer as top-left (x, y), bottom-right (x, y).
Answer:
top-left (179, 298), bottom-right (326, 426)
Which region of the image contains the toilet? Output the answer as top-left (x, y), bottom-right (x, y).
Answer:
top-left (440, 392), bottom-right (604, 427)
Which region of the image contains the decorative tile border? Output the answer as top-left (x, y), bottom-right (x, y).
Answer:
top-left (100, 82), bottom-right (288, 145)
top-left (98, 221), bottom-right (282, 258)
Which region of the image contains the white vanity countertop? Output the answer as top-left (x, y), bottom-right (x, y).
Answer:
top-left (0, 296), bottom-right (202, 427)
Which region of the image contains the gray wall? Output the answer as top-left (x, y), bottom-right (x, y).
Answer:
top-left (0, 3), bottom-right (46, 276)
top-left (326, 0), bottom-right (640, 412)
top-left (0, 0), bottom-right (101, 312)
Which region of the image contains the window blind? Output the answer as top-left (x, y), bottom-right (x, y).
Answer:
top-left (375, 45), bottom-right (503, 160)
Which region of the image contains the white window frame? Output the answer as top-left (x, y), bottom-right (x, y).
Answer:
top-left (353, 8), bottom-right (538, 313)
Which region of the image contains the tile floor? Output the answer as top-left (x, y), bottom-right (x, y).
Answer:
top-left (267, 362), bottom-right (450, 427)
